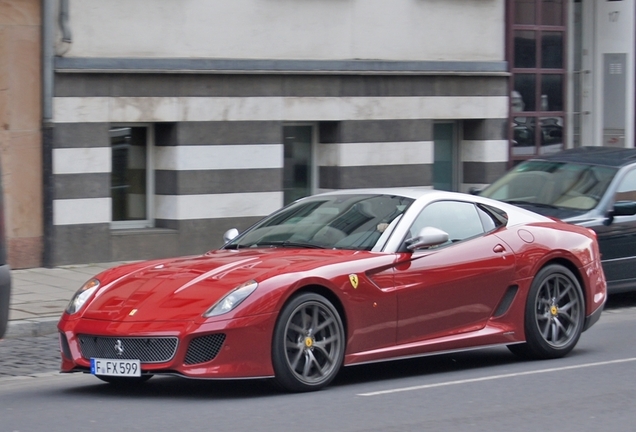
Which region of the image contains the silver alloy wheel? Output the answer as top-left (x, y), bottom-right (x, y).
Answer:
top-left (533, 272), bottom-right (583, 348)
top-left (283, 300), bottom-right (343, 385)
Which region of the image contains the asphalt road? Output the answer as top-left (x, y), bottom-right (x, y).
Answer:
top-left (1, 293), bottom-right (635, 432)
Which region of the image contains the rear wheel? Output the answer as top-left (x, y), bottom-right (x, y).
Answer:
top-left (509, 264), bottom-right (585, 359)
top-left (272, 293), bottom-right (345, 392)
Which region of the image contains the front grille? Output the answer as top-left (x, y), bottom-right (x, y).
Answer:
top-left (78, 335), bottom-right (178, 364)
top-left (184, 334), bottom-right (226, 365)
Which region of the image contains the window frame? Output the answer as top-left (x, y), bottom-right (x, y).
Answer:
top-left (109, 123), bottom-right (155, 230)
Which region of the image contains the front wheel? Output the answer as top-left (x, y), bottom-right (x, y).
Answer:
top-left (272, 293), bottom-right (345, 392)
top-left (509, 264), bottom-right (585, 359)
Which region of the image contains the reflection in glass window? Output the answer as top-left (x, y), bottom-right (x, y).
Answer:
top-left (542, 32), bottom-right (563, 69)
top-left (514, 31), bottom-right (536, 68)
top-left (539, 117), bottom-right (563, 154)
top-left (283, 125), bottom-right (313, 205)
top-left (110, 127), bottom-right (148, 224)
top-left (514, 74), bottom-right (536, 112)
top-left (480, 160), bottom-right (617, 211)
top-left (542, 0), bottom-right (563, 26)
top-left (226, 194), bottom-right (414, 251)
top-left (509, 0), bottom-right (567, 160)
top-left (615, 170), bottom-right (636, 201)
top-left (512, 117), bottom-right (537, 157)
top-left (514, 0), bottom-right (536, 24)
top-left (540, 74), bottom-right (563, 111)
top-left (410, 201), bottom-right (485, 244)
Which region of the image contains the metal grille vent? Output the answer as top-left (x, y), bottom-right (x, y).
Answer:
top-left (184, 334), bottom-right (226, 365)
top-left (59, 332), bottom-right (72, 360)
top-left (78, 335), bottom-right (178, 364)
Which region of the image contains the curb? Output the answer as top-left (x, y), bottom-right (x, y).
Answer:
top-left (5, 317), bottom-right (59, 339)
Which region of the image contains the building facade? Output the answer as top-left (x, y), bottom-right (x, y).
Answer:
top-left (1, 0), bottom-right (633, 268)
top-left (44, 0), bottom-right (510, 266)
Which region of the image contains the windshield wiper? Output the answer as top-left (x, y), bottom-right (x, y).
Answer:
top-left (504, 200), bottom-right (560, 210)
top-left (243, 241), bottom-right (326, 249)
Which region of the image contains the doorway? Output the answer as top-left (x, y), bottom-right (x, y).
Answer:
top-left (283, 125), bottom-right (315, 205)
top-left (433, 123), bottom-right (457, 191)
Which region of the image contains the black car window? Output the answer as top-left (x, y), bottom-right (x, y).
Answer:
top-left (615, 169), bottom-right (636, 202)
top-left (480, 160), bottom-right (617, 210)
top-left (476, 204), bottom-right (507, 232)
top-left (226, 194), bottom-right (414, 251)
top-left (409, 201), bottom-right (485, 244)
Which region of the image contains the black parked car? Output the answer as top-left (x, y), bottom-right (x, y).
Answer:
top-left (479, 146), bottom-right (636, 294)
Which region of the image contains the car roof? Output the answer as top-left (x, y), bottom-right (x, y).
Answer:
top-left (313, 187), bottom-right (446, 200)
top-left (535, 146), bottom-right (636, 168)
top-left (312, 187), bottom-right (552, 231)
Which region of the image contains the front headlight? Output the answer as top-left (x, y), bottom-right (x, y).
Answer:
top-left (65, 278), bottom-right (100, 315)
top-left (203, 280), bottom-right (258, 318)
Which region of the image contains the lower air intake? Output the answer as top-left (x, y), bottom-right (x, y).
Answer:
top-left (184, 334), bottom-right (226, 365)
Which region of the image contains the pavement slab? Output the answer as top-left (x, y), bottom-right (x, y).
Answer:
top-left (4, 261), bottom-right (133, 339)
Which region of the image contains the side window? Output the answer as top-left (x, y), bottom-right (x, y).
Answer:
top-left (477, 204), bottom-right (508, 232)
top-left (409, 201), bottom-right (485, 243)
top-left (614, 169), bottom-right (636, 202)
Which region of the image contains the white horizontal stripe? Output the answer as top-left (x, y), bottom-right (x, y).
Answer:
top-left (155, 192), bottom-right (283, 220)
top-left (358, 357), bottom-right (636, 397)
top-left (53, 96), bottom-right (509, 123)
top-left (461, 140), bottom-right (509, 163)
top-left (53, 147), bottom-right (112, 174)
top-left (155, 144), bottom-right (284, 171)
top-left (53, 198), bottom-right (111, 225)
top-left (319, 141), bottom-right (433, 167)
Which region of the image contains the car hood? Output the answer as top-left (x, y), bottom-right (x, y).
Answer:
top-left (80, 248), bottom-right (379, 322)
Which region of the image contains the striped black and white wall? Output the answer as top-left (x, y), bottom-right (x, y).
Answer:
top-left (47, 64), bottom-right (508, 265)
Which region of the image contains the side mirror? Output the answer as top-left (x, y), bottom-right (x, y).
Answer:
top-left (406, 226), bottom-right (449, 251)
top-left (605, 201), bottom-right (636, 226)
top-left (223, 228), bottom-right (239, 243)
top-left (612, 201), bottom-right (636, 217)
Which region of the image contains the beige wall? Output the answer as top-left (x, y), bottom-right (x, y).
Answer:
top-left (0, 0), bottom-right (43, 268)
top-left (65, 0), bottom-right (505, 62)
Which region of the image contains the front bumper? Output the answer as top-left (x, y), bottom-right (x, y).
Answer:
top-left (58, 311), bottom-right (278, 379)
top-left (583, 299), bottom-right (604, 332)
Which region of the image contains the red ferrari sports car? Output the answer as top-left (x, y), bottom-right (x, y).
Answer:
top-left (58, 188), bottom-right (606, 392)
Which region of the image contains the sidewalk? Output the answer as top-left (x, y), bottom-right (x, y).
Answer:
top-left (5, 261), bottom-right (131, 339)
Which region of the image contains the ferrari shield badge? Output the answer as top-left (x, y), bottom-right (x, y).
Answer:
top-left (349, 274), bottom-right (359, 289)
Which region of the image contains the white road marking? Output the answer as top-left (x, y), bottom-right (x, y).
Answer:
top-left (357, 357), bottom-right (636, 397)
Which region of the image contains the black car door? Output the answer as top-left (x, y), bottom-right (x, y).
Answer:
top-left (594, 168), bottom-right (636, 292)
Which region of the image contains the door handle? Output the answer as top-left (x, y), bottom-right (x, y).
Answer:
top-left (493, 244), bottom-right (506, 253)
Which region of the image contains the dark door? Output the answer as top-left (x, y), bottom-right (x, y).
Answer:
top-left (594, 168), bottom-right (636, 291)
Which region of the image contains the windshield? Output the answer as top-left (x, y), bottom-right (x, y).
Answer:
top-left (480, 160), bottom-right (617, 210)
top-left (225, 194), bottom-right (414, 251)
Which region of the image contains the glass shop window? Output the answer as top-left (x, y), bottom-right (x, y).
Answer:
top-left (110, 126), bottom-right (154, 228)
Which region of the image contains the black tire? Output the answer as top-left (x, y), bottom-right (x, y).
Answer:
top-left (508, 264), bottom-right (585, 359)
top-left (96, 375), bottom-right (153, 386)
top-left (272, 293), bottom-right (345, 392)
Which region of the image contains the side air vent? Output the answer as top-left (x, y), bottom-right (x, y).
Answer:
top-left (493, 285), bottom-right (519, 317)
